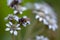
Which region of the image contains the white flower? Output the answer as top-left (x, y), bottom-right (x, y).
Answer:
top-left (7, 0), bottom-right (22, 6)
top-left (33, 2), bottom-right (58, 31)
top-left (36, 35), bottom-right (49, 40)
top-left (5, 22), bottom-right (21, 36)
top-left (14, 5), bottom-right (27, 14)
top-left (4, 14), bottom-right (19, 22)
top-left (4, 14), bottom-right (13, 20)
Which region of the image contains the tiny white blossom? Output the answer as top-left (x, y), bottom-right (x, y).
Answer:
top-left (4, 14), bottom-right (14, 21)
top-left (5, 22), bottom-right (21, 36)
top-left (14, 5), bottom-right (27, 14)
top-left (36, 35), bottom-right (49, 40)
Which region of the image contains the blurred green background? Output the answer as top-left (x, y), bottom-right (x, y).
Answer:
top-left (0, 0), bottom-right (60, 40)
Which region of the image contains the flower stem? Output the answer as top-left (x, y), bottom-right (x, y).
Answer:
top-left (11, 34), bottom-right (16, 40)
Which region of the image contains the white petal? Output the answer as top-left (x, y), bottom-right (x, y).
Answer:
top-left (22, 23), bottom-right (26, 27)
top-left (48, 25), bottom-right (52, 29)
top-left (14, 15), bottom-right (19, 21)
top-left (14, 10), bottom-right (18, 14)
top-left (35, 15), bottom-right (40, 19)
top-left (43, 19), bottom-right (48, 25)
top-left (14, 31), bottom-right (18, 36)
top-left (5, 28), bottom-right (10, 31)
top-left (6, 23), bottom-right (11, 27)
top-left (39, 17), bottom-right (43, 22)
top-left (9, 22), bottom-right (13, 25)
top-left (26, 21), bottom-right (30, 24)
top-left (52, 24), bottom-right (58, 31)
top-left (10, 30), bottom-right (13, 34)
top-left (16, 24), bottom-right (20, 27)
top-left (23, 16), bottom-right (27, 18)
top-left (16, 28), bottom-right (21, 30)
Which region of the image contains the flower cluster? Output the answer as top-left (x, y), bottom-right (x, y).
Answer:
top-left (5, 0), bottom-right (30, 36)
top-left (7, 0), bottom-right (27, 14)
top-left (5, 22), bottom-right (21, 36)
top-left (5, 0), bottom-right (58, 37)
top-left (33, 2), bottom-right (58, 31)
top-left (36, 35), bottom-right (49, 40)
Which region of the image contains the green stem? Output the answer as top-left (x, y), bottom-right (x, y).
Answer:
top-left (11, 34), bottom-right (16, 40)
